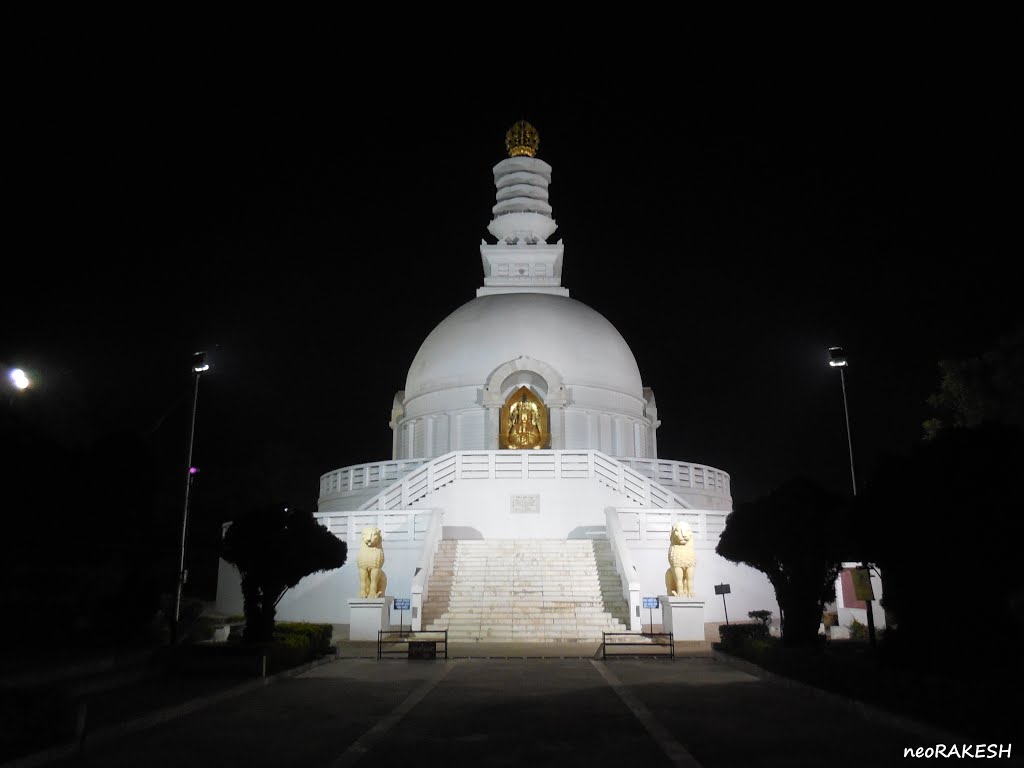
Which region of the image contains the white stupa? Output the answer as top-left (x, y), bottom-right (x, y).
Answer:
top-left (216, 122), bottom-right (785, 640)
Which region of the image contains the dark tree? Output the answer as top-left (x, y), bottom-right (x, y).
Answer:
top-left (865, 424), bottom-right (1024, 653)
top-left (717, 477), bottom-right (847, 646)
top-left (221, 504), bottom-right (347, 643)
top-left (923, 324), bottom-right (1024, 439)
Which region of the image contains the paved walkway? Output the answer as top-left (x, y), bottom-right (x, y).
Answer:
top-left (42, 651), bottom-right (1012, 768)
top-left (337, 639), bottom-right (709, 659)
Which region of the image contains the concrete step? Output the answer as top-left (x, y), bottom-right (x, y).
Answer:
top-left (423, 537), bottom-right (631, 641)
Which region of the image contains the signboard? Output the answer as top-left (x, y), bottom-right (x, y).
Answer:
top-left (393, 598), bottom-right (411, 610)
top-left (714, 584), bottom-right (731, 595)
top-left (642, 597), bottom-right (659, 609)
top-left (851, 569), bottom-right (874, 601)
top-left (510, 494), bottom-right (540, 514)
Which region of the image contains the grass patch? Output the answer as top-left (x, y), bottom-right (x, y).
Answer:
top-left (716, 635), bottom-right (1021, 742)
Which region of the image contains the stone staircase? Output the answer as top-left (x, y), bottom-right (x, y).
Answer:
top-left (422, 539), bottom-right (631, 642)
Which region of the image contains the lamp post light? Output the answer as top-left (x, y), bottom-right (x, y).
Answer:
top-left (172, 351), bottom-right (210, 644)
top-left (6, 367), bottom-right (33, 407)
top-left (827, 346), bottom-right (876, 646)
top-left (8, 368), bottom-right (31, 391)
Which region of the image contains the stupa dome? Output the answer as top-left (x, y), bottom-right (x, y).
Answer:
top-left (404, 293), bottom-right (643, 403)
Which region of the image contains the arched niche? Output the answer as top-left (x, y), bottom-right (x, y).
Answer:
top-left (499, 370), bottom-right (548, 401)
top-left (483, 356), bottom-right (567, 407)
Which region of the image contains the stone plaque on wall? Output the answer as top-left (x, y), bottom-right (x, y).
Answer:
top-left (510, 494), bottom-right (540, 514)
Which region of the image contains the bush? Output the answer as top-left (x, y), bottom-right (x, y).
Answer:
top-left (169, 624), bottom-right (332, 678)
top-left (274, 623), bottom-right (333, 655)
top-left (272, 632), bottom-right (310, 653)
top-left (748, 610), bottom-right (773, 628)
top-left (719, 623), bottom-right (770, 649)
top-left (849, 617), bottom-right (868, 642)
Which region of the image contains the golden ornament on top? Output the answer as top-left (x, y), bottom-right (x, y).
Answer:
top-left (505, 120), bottom-right (540, 158)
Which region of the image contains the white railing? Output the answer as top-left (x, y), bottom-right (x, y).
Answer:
top-left (614, 507), bottom-right (729, 543)
top-left (318, 459), bottom-right (431, 500)
top-left (410, 509), bottom-right (444, 631)
top-left (314, 509), bottom-right (434, 544)
top-left (606, 507), bottom-right (641, 631)
top-left (359, 450), bottom-right (714, 512)
top-left (616, 457), bottom-right (731, 500)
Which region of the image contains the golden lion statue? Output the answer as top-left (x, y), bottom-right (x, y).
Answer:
top-left (665, 521), bottom-right (696, 598)
top-left (356, 526), bottom-right (387, 598)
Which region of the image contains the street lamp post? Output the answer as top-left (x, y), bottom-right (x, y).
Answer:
top-left (172, 351), bottom-right (209, 644)
top-left (828, 346), bottom-right (876, 646)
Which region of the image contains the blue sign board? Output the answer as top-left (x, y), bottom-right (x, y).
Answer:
top-left (642, 597), bottom-right (659, 609)
top-left (393, 598), bottom-right (411, 610)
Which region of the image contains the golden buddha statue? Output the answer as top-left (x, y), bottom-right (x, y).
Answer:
top-left (500, 386), bottom-right (549, 450)
top-left (508, 395), bottom-right (541, 448)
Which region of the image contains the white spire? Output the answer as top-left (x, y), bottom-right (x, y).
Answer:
top-left (487, 156), bottom-right (558, 245)
top-left (477, 122), bottom-right (567, 298)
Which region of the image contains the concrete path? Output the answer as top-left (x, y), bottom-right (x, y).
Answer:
top-left (50, 656), bottom-right (1015, 768)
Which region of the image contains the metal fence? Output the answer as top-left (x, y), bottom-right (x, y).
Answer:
top-left (601, 632), bottom-right (675, 659)
top-left (377, 630), bottom-right (449, 660)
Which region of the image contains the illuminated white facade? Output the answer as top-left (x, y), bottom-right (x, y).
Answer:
top-left (216, 126), bottom-right (781, 635)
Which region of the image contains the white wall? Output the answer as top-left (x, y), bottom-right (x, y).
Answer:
top-left (216, 525), bottom-right (780, 631)
top-left (427, 476), bottom-right (635, 540)
top-left (628, 542), bottom-right (779, 624)
top-left (397, 405), bottom-right (652, 460)
top-left (215, 539), bottom-right (428, 627)
top-left (215, 557), bottom-right (244, 616)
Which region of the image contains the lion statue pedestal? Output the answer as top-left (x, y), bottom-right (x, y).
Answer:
top-left (348, 596), bottom-right (393, 641)
top-left (661, 521), bottom-right (705, 641)
top-left (659, 596), bottom-right (705, 641)
top-left (348, 526), bottom-right (392, 641)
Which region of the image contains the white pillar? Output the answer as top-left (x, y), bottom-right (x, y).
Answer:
top-left (549, 406), bottom-right (564, 449)
top-left (599, 414), bottom-right (612, 454)
top-left (485, 406), bottom-right (500, 449)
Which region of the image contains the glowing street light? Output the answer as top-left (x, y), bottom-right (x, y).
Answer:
top-left (8, 368), bottom-right (30, 390)
top-left (827, 347), bottom-right (855, 490)
top-left (173, 351), bottom-right (209, 644)
top-left (828, 346), bottom-right (848, 368)
top-left (827, 346), bottom-right (876, 646)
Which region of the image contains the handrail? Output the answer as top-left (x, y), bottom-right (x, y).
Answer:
top-left (613, 507), bottom-right (729, 543)
top-left (410, 509), bottom-right (444, 631)
top-left (313, 509), bottom-right (434, 543)
top-left (616, 457), bottom-right (731, 500)
top-left (358, 450), bottom-right (714, 513)
top-left (606, 507), bottom-right (642, 632)
top-left (319, 458), bottom-right (430, 499)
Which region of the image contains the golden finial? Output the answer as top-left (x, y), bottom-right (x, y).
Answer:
top-left (505, 120), bottom-right (539, 158)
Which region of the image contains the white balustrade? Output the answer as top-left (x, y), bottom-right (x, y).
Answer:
top-left (616, 457), bottom-right (731, 500)
top-left (409, 509), bottom-right (444, 632)
top-left (354, 450), bottom-right (728, 513)
top-left (318, 459), bottom-right (431, 500)
top-left (614, 507), bottom-right (729, 543)
top-left (313, 509), bottom-right (435, 543)
top-left (605, 507), bottom-right (642, 631)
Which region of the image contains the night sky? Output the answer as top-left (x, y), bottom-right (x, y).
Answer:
top-left (4, 50), bottom-right (1017, 580)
